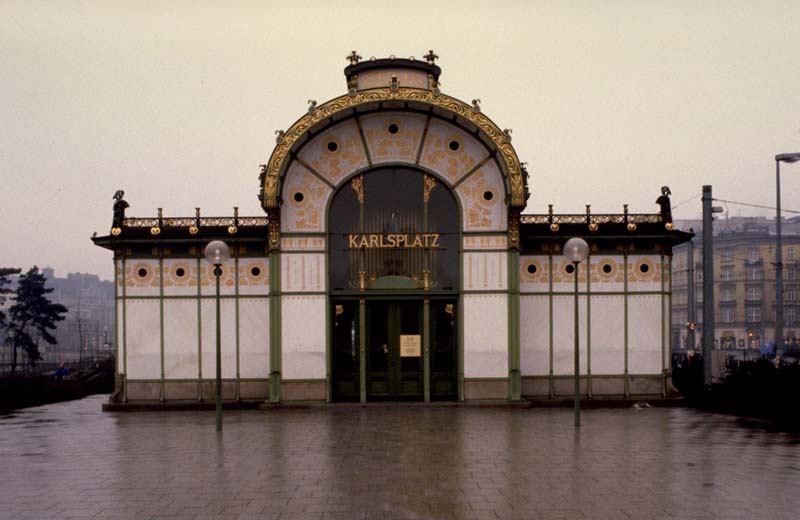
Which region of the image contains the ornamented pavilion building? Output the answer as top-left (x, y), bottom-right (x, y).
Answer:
top-left (93, 53), bottom-right (690, 404)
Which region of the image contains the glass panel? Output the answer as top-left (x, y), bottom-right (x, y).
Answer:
top-left (331, 301), bottom-right (359, 401)
top-left (328, 167), bottom-right (460, 291)
top-left (366, 302), bottom-right (391, 397)
top-left (397, 302), bottom-right (422, 397)
top-left (431, 300), bottom-right (458, 400)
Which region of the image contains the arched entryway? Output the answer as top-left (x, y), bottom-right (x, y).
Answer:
top-left (328, 167), bottom-right (460, 401)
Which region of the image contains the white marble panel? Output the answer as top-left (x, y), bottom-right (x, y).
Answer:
top-left (161, 259), bottom-right (198, 297)
top-left (588, 256), bottom-right (625, 292)
top-left (628, 295), bottom-right (662, 374)
top-left (125, 299), bottom-right (161, 379)
top-left (163, 299), bottom-right (198, 379)
top-left (360, 112), bottom-right (427, 165)
top-left (520, 255), bottom-right (550, 293)
top-left (663, 294), bottom-right (670, 369)
top-left (200, 299), bottom-right (237, 379)
top-left (550, 257), bottom-right (590, 293)
top-left (520, 295), bottom-right (550, 376)
top-left (552, 295), bottom-right (588, 375)
top-left (463, 294), bottom-right (508, 378)
top-left (419, 118), bottom-right (489, 186)
top-left (239, 298), bottom-right (270, 379)
top-left (281, 253), bottom-right (325, 292)
top-left (124, 260), bottom-right (160, 297)
top-left (628, 255), bottom-right (663, 292)
top-left (281, 295), bottom-right (326, 379)
top-left (238, 259), bottom-right (270, 296)
top-left (455, 161), bottom-right (507, 232)
top-left (199, 259), bottom-right (236, 297)
top-left (588, 295), bottom-right (625, 375)
top-left (463, 252), bottom-right (507, 291)
top-left (281, 162), bottom-right (333, 233)
top-left (297, 119), bottom-right (369, 187)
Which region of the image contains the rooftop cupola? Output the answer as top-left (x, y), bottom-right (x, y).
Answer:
top-left (344, 50), bottom-right (442, 94)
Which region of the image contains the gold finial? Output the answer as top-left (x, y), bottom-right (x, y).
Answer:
top-left (424, 49), bottom-right (438, 64)
top-left (346, 50), bottom-right (361, 65)
top-left (423, 174), bottom-right (436, 203)
top-left (307, 100), bottom-right (317, 114)
top-left (390, 75), bottom-right (399, 91)
top-left (275, 130), bottom-right (284, 144)
top-left (503, 129), bottom-right (513, 142)
top-left (351, 175), bottom-right (364, 203)
top-left (471, 99), bottom-right (481, 113)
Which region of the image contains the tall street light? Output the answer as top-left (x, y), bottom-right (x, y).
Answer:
top-left (204, 240), bottom-right (230, 432)
top-left (563, 237), bottom-right (589, 427)
top-left (775, 153), bottom-right (800, 357)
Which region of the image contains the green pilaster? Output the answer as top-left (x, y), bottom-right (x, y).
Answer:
top-left (196, 255), bottom-right (203, 401)
top-left (234, 253), bottom-right (241, 401)
top-left (159, 252), bottom-right (165, 402)
top-left (586, 254), bottom-right (592, 398)
top-left (359, 298), bottom-right (366, 404)
top-left (269, 250), bottom-right (282, 403)
top-left (113, 257), bottom-right (120, 390)
top-left (508, 249), bottom-right (522, 401)
top-left (548, 254), bottom-right (554, 398)
top-left (325, 297), bottom-right (332, 402)
top-left (457, 293), bottom-right (465, 402)
top-left (121, 255), bottom-right (128, 402)
top-left (623, 253), bottom-right (630, 397)
top-left (423, 298), bottom-right (431, 402)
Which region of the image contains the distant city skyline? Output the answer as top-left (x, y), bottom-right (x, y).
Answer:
top-left (3, 1), bottom-right (799, 280)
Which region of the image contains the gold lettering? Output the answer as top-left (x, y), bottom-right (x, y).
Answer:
top-left (396, 234), bottom-right (406, 247)
top-left (348, 234), bottom-right (358, 248)
top-left (412, 235), bottom-right (423, 248)
top-left (359, 235), bottom-right (369, 248)
top-left (387, 234), bottom-right (397, 247)
top-left (369, 235), bottom-right (379, 248)
top-left (431, 234), bottom-right (440, 248)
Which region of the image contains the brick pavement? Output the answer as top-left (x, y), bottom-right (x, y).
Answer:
top-left (1, 396), bottom-right (798, 519)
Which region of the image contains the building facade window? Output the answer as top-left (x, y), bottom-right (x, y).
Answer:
top-left (748, 249), bottom-right (760, 262)
top-left (788, 288), bottom-right (797, 302)
top-left (746, 286), bottom-right (762, 301)
top-left (746, 306), bottom-right (762, 323)
top-left (721, 287), bottom-right (734, 301)
top-left (722, 308), bottom-right (735, 323)
top-left (722, 248), bottom-right (733, 262)
top-left (788, 266), bottom-right (796, 280)
top-left (721, 267), bottom-right (733, 281)
top-left (747, 267), bottom-right (762, 281)
top-left (788, 247), bottom-right (796, 261)
top-left (787, 307), bottom-right (796, 325)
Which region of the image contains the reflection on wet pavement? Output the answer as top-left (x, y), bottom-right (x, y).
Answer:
top-left (1, 395), bottom-right (798, 519)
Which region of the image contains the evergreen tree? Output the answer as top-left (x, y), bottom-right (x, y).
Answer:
top-left (8, 267), bottom-right (67, 372)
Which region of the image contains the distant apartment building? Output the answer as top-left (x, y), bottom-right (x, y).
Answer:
top-left (672, 216), bottom-right (800, 353)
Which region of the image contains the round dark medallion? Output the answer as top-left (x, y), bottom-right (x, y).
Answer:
top-left (565, 264), bottom-right (575, 274)
top-left (483, 190), bottom-right (494, 201)
top-left (137, 268), bottom-right (148, 278)
top-left (640, 263), bottom-right (650, 273)
top-left (448, 140), bottom-right (460, 151)
top-left (527, 264), bottom-right (537, 274)
top-left (175, 267), bottom-right (186, 278)
top-left (388, 123), bottom-right (399, 134)
top-left (602, 264), bottom-right (612, 274)
top-left (293, 192), bottom-right (304, 203)
top-left (327, 141), bottom-right (338, 152)
top-left (251, 266), bottom-right (261, 277)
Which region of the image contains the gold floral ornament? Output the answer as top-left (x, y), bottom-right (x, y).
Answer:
top-left (189, 226), bottom-right (199, 235)
top-left (228, 225), bottom-right (238, 235)
top-left (150, 227), bottom-right (161, 235)
top-left (260, 87), bottom-right (528, 210)
top-left (111, 227), bottom-right (122, 236)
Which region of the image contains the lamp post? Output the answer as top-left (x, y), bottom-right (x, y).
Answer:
top-left (563, 237), bottom-right (589, 427)
top-left (204, 240), bottom-right (230, 432)
top-left (775, 153), bottom-right (800, 357)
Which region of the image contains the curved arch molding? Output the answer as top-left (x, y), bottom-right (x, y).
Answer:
top-left (260, 87), bottom-right (528, 210)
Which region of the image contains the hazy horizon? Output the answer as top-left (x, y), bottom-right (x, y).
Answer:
top-left (3, 1), bottom-right (800, 281)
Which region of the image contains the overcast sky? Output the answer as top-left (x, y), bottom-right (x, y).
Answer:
top-left (2, 0), bottom-right (800, 280)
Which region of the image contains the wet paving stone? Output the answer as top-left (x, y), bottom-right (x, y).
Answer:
top-left (0, 395), bottom-right (799, 519)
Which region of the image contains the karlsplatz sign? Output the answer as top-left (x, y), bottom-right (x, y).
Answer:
top-left (348, 233), bottom-right (441, 249)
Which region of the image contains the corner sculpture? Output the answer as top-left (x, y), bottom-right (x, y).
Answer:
top-left (656, 185), bottom-right (672, 224)
top-left (112, 190), bottom-right (129, 229)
